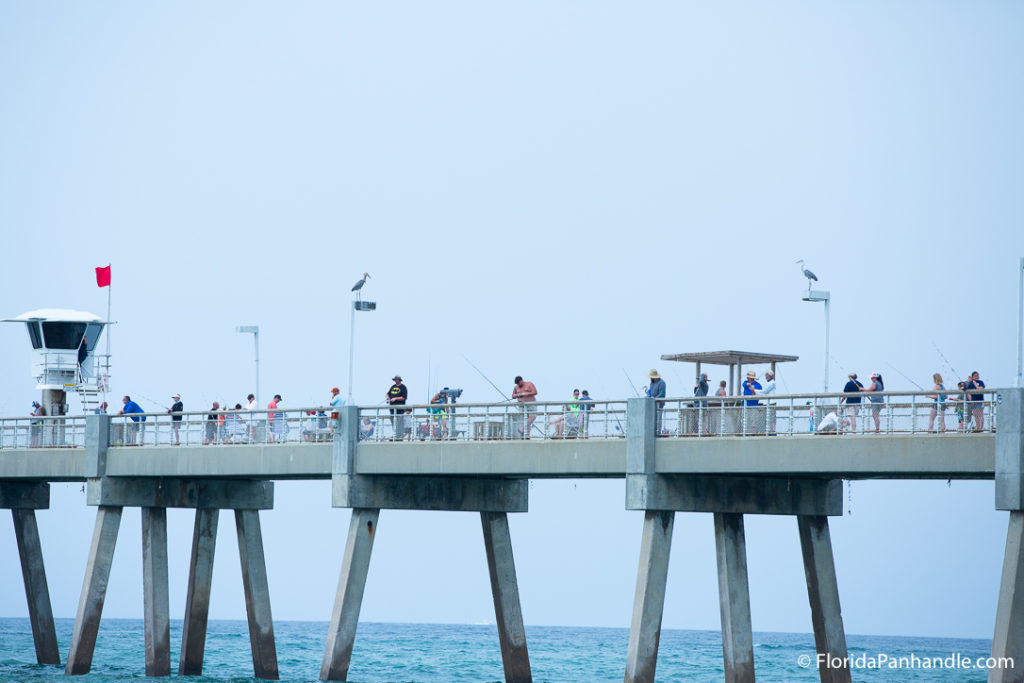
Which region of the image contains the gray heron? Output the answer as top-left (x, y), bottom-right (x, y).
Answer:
top-left (351, 272), bottom-right (370, 300)
top-left (796, 260), bottom-right (818, 290)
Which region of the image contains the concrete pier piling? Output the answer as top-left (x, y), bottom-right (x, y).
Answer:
top-left (180, 508), bottom-right (219, 675)
top-left (714, 512), bottom-right (754, 683)
top-left (3, 481), bottom-right (60, 666)
top-left (992, 388), bottom-right (1024, 683)
top-left (624, 397), bottom-right (847, 683)
top-left (324, 405), bottom-right (532, 682)
top-left (141, 506), bottom-right (171, 676)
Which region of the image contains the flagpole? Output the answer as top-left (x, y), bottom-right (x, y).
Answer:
top-left (105, 265), bottom-right (111, 403)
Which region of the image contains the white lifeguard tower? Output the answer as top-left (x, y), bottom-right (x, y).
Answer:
top-left (3, 309), bottom-right (113, 416)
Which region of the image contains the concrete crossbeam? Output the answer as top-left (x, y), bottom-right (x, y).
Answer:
top-left (627, 474), bottom-right (842, 516)
top-left (87, 478), bottom-right (273, 509)
top-left (0, 481), bottom-right (50, 509)
top-left (12, 508), bottom-right (60, 665)
top-left (333, 475), bottom-right (527, 512)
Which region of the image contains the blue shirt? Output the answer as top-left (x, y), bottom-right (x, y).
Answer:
top-left (742, 379), bottom-right (762, 406)
top-left (647, 379), bottom-right (666, 400)
top-left (122, 400), bottom-right (145, 422)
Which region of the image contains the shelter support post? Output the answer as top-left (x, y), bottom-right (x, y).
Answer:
top-left (4, 481), bottom-right (60, 666)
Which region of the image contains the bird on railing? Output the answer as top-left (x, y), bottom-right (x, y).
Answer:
top-left (795, 260), bottom-right (818, 291)
top-left (351, 272), bottom-right (371, 300)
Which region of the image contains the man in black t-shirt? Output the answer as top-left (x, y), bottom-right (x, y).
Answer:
top-left (841, 373), bottom-right (864, 432)
top-left (386, 375), bottom-right (409, 440)
top-left (964, 371), bottom-right (986, 431)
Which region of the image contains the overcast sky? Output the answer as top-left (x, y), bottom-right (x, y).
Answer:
top-left (1, 1), bottom-right (1023, 645)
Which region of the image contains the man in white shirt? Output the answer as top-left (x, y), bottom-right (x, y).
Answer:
top-left (761, 371), bottom-right (777, 434)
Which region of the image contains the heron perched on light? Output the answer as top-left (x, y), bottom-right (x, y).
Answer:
top-left (796, 260), bottom-right (818, 290)
top-left (351, 272), bottom-right (370, 300)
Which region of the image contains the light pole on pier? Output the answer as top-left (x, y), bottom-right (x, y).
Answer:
top-left (802, 290), bottom-right (831, 392)
top-left (236, 326), bottom-right (259, 407)
top-left (348, 288), bottom-right (377, 403)
top-left (1017, 256), bottom-right (1023, 387)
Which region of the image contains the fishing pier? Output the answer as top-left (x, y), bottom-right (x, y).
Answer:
top-left (0, 388), bottom-right (1018, 683)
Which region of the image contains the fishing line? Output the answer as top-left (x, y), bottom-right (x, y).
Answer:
top-left (932, 342), bottom-right (963, 383)
top-left (462, 354), bottom-right (511, 401)
top-left (885, 362), bottom-right (925, 391)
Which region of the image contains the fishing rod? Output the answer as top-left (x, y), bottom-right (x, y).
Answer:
top-left (622, 369), bottom-right (641, 397)
top-left (462, 354), bottom-right (512, 401)
top-left (131, 392), bottom-right (170, 412)
top-left (932, 342), bottom-right (963, 383)
top-left (885, 362), bottom-right (925, 391)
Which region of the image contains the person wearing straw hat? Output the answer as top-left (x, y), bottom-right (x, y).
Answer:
top-left (647, 369), bottom-right (666, 435)
top-left (742, 371), bottom-right (763, 434)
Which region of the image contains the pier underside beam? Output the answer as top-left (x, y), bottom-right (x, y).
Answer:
top-left (333, 474), bottom-right (527, 512)
top-left (235, 509), bottom-right (279, 680)
top-left (481, 511), bottom-right (532, 683)
top-left (626, 474), bottom-right (842, 516)
top-left (142, 507), bottom-right (170, 677)
top-left (798, 515), bottom-right (850, 683)
top-left (714, 513), bottom-right (754, 683)
top-left (180, 508), bottom-right (219, 675)
top-left (625, 510), bottom-right (674, 683)
top-left (66, 505), bottom-right (123, 675)
top-left (321, 507), bottom-right (379, 682)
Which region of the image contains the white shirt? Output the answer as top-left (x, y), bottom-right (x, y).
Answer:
top-left (331, 393), bottom-right (344, 409)
top-left (760, 379), bottom-right (777, 396)
top-left (245, 398), bottom-right (257, 412)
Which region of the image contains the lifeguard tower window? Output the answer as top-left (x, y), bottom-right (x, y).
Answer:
top-left (26, 322), bottom-right (42, 349)
top-left (42, 321), bottom-right (87, 350)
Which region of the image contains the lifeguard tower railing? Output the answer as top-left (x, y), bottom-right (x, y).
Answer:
top-left (0, 389), bottom-right (998, 450)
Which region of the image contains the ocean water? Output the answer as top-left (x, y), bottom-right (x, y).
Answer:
top-left (0, 618), bottom-right (995, 682)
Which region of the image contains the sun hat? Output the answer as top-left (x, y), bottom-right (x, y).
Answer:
top-left (746, 370), bottom-right (756, 378)
top-left (393, 375), bottom-right (402, 381)
top-left (648, 369), bottom-right (660, 379)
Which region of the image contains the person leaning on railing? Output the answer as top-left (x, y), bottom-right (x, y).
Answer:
top-left (964, 371), bottom-right (986, 432)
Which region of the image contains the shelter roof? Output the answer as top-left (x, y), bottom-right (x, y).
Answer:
top-left (660, 350), bottom-right (799, 366)
top-left (4, 309), bottom-right (103, 323)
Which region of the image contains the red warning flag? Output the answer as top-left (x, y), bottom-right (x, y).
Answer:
top-left (95, 265), bottom-right (111, 288)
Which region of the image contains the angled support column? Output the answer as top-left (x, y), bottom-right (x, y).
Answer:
top-left (12, 504), bottom-right (60, 665)
top-left (142, 507), bottom-right (171, 676)
top-left (798, 515), bottom-right (850, 683)
top-left (66, 505), bottom-right (123, 675)
top-left (236, 509), bottom-right (279, 680)
top-left (481, 511), bottom-right (532, 683)
top-left (625, 510), bottom-right (674, 683)
top-left (320, 507), bottom-right (380, 682)
top-left (992, 388), bottom-right (1024, 682)
top-left (180, 508), bottom-right (219, 676)
top-left (714, 512), bottom-right (754, 683)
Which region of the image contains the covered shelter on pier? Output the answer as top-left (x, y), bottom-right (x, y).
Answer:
top-left (660, 350), bottom-right (799, 394)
